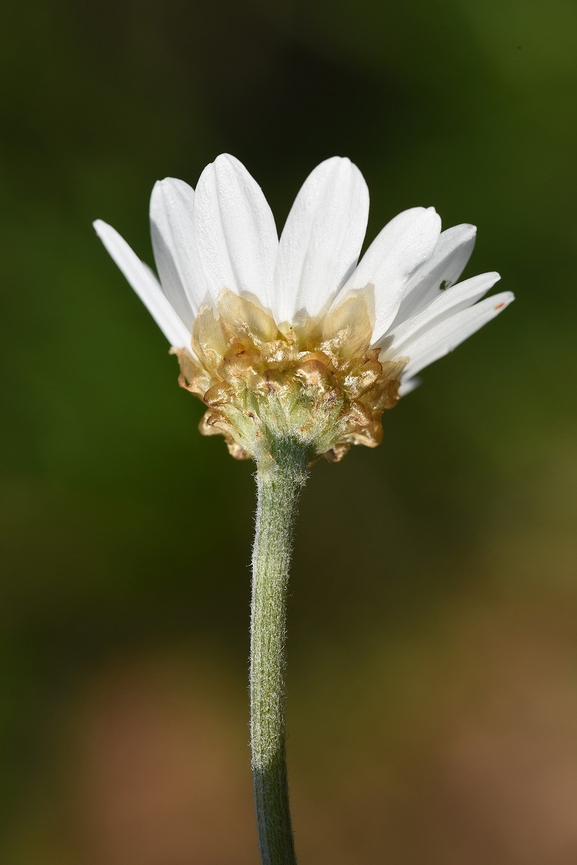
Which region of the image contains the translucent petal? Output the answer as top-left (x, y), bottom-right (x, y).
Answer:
top-left (384, 271), bottom-right (501, 355)
top-left (393, 223), bottom-right (477, 325)
top-left (193, 154), bottom-right (278, 309)
top-left (150, 178), bottom-right (209, 320)
top-left (274, 157), bottom-right (369, 323)
top-left (402, 290), bottom-right (515, 378)
top-left (398, 376), bottom-right (421, 396)
top-left (337, 207), bottom-right (442, 344)
top-left (93, 220), bottom-right (191, 348)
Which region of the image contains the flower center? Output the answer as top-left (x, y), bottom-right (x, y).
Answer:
top-left (173, 289), bottom-right (407, 461)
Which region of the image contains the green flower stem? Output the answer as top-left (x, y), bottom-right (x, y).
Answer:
top-left (250, 437), bottom-right (309, 865)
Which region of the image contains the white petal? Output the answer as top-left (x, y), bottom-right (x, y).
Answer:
top-left (398, 377), bottom-right (421, 396)
top-left (401, 290), bottom-right (515, 379)
top-left (274, 157), bottom-right (369, 323)
top-left (193, 154), bottom-right (278, 309)
top-left (93, 220), bottom-right (192, 349)
top-left (337, 207), bottom-right (442, 344)
top-left (150, 178), bottom-right (209, 321)
top-left (384, 271), bottom-right (501, 355)
top-left (393, 223), bottom-right (477, 325)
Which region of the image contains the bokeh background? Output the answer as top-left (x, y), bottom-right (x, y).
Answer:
top-left (1, 0), bottom-right (577, 862)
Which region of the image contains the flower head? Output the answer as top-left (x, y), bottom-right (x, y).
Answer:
top-left (94, 155), bottom-right (513, 462)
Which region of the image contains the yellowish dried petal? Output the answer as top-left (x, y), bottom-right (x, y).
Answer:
top-left (320, 292), bottom-right (373, 359)
top-left (217, 290), bottom-right (279, 344)
top-left (191, 305), bottom-right (228, 371)
top-left (170, 348), bottom-right (211, 397)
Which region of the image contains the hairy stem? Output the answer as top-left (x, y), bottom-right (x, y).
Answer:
top-left (250, 437), bottom-right (309, 865)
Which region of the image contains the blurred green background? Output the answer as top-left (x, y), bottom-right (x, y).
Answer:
top-left (1, 0), bottom-right (577, 862)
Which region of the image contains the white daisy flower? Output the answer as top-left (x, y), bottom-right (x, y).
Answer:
top-left (94, 155), bottom-right (513, 461)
